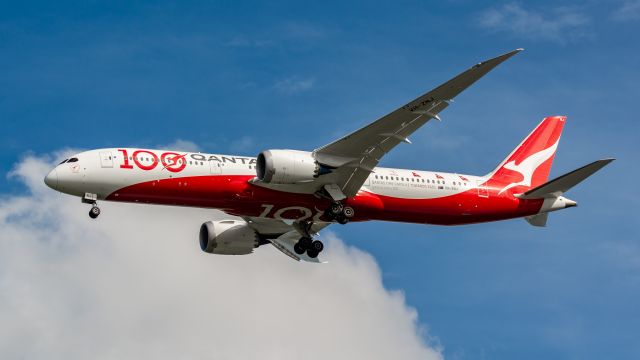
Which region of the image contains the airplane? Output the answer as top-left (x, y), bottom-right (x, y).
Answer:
top-left (43, 49), bottom-right (614, 262)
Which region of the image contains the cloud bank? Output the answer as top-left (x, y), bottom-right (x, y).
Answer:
top-left (0, 153), bottom-right (442, 360)
top-left (611, 1), bottom-right (640, 22)
top-left (478, 3), bottom-right (590, 42)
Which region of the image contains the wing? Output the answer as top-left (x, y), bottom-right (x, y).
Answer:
top-left (314, 49), bottom-right (523, 197)
top-left (243, 216), bottom-right (332, 263)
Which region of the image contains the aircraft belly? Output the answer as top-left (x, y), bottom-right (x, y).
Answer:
top-left (102, 173), bottom-right (544, 226)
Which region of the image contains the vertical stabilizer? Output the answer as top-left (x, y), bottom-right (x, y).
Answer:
top-left (487, 116), bottom-right (566, 195)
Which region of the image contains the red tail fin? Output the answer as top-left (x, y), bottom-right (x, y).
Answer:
top-left (487, 116), bottom-right (566, 195)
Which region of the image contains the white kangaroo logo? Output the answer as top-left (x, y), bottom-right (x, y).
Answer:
top-left (498, 139), bottom-right (559, 195)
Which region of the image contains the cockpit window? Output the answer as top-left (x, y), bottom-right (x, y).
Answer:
top-left (67, 158), bottom-right (79, 163)
top-left (59, 159), bottom-right (68, 164)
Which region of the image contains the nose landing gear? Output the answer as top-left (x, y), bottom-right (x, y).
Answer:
top-left (82, 193), bottom-right (100, 219)
top-left (89, 205), bottom-right (101, 219)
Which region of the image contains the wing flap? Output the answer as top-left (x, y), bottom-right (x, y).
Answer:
top-left (269, 230), bottom-right (327, 263)
top-left (243, 217), bottom-right (330, 263)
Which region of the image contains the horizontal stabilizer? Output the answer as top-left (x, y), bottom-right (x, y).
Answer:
top-left (525, 213), bottom-right (548, 227)
top-left (517, 158), bottom-right (615, 199)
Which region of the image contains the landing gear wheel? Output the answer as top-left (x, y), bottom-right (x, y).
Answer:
top-left (324, 208), bottom-right (335, 220)
top-left (294, 242), bottom-right (306, 255)
top-left (307, 249), bottom-right (319, 258)
top-left (89, 206), bottom-right (101, 219)
top-left (329, 202), bottom-right (344, 217)
top-left (342, 206), bottom-right (355, 218)
top-left (336, 215), bottom-right (349, 225)
top-left (311, 240), bottom-right (324, 253)
top-left (294, 237), bottom-right (312, 255)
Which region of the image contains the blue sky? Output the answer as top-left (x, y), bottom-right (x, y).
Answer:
top-left (1, 1), bottom-right (639, 359)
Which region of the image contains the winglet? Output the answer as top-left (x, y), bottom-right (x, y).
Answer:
top-left (473, 48), bottom-right (523, 69)
top-left (407, 48), bottom-right (523, 109)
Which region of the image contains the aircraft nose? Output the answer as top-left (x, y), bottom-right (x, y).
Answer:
top-left (44, 168), bottom-right (58, 189)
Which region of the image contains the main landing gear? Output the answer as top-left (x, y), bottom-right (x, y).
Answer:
top-left (324, 202), bottom-right (354, 225)
top-left (292, 220), bottom-right (325, 259)
top-left (290, 200), bottom-right (355, 259)
top-left (82, 193), bottom-right (100, 219)
top-left (293, 236), bottom-right (324, 258)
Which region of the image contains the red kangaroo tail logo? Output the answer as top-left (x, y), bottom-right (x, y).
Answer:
top-left (488, 116), bottom-right (566, 195)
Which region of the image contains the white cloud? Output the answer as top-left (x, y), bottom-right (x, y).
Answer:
top-left (274, 77), bottom-right (315, 94)
top-left (0, 153), bottom-right (442, 360)
top-left (478, 3), bottom-right (590, 42)
top-left (611, 1), bottom-right (640, 22)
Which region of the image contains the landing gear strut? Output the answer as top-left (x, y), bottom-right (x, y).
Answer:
top-left (324, 202), bottom-right (354, 225)
top-left (82, 193), bottom-right (101, 219)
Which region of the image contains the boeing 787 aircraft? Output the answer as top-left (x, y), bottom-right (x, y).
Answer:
top-left (44, 49), bottom-right (613, 262)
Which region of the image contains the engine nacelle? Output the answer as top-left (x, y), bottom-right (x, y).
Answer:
top-left (199, 220), bottom-right (259, 255)
top-left (256, 149), bottom-right (319, 184)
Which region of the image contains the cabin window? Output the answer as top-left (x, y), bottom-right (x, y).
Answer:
top-left (59, 159), bottom-right (68, 164)
top-left (67, 158), bottom-right (78, 163)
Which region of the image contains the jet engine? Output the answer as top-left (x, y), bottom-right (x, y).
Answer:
top-left (199, 220), bottom-right (259, 255)
top-left (256, 149), bottom-right (325, 184)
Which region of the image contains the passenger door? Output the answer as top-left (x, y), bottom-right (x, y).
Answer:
top-left (99, 151), bottom-right (114, 168)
